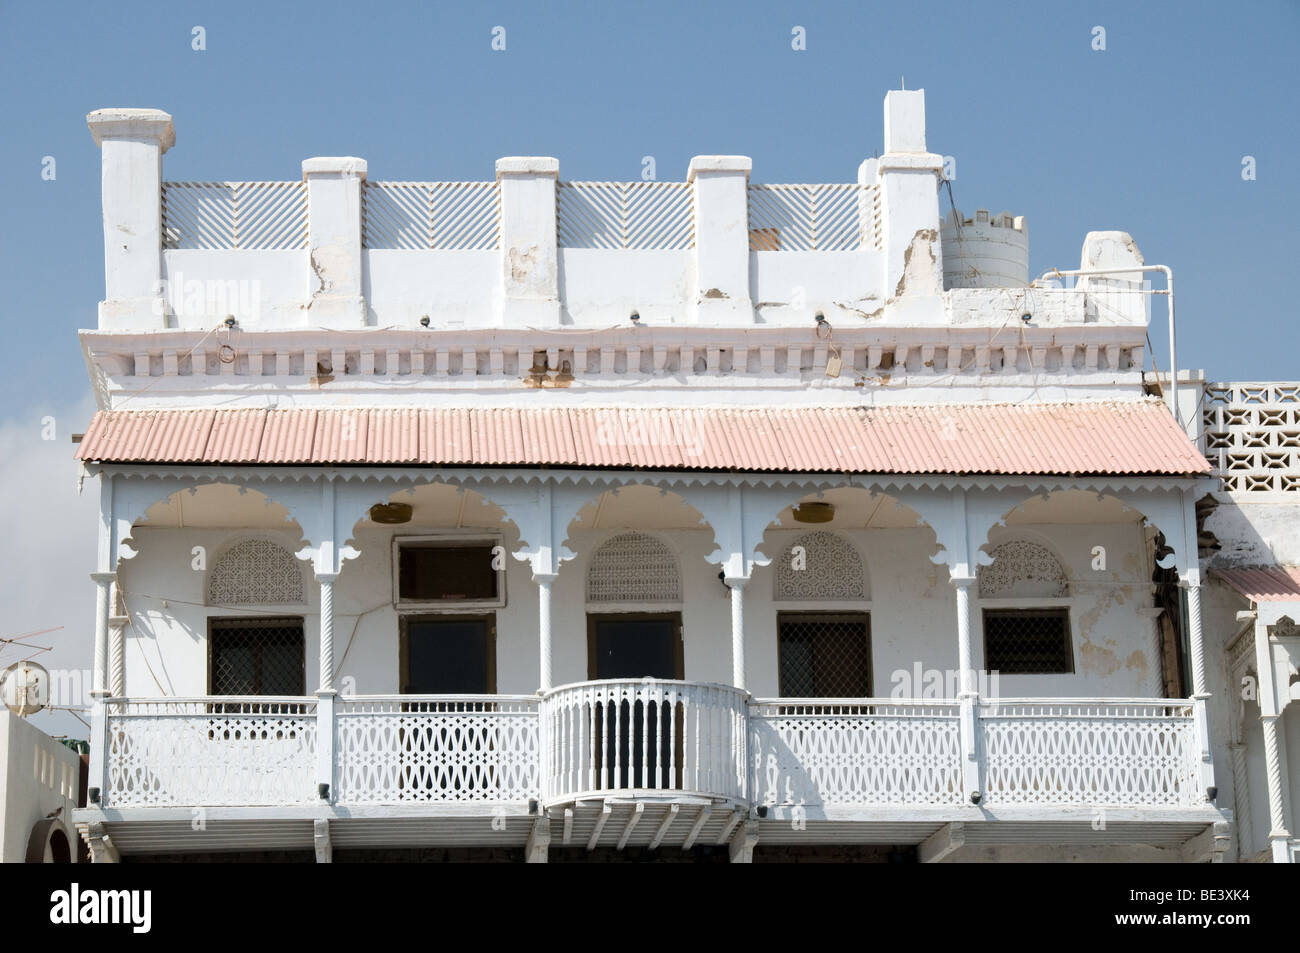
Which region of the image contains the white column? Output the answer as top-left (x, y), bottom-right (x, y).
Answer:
top-left (1255, 617), bottom-right (1294, 862)
top-left (949, 572), bottom-right (980, 801)
top-left (86, 108), bottom-right (174, 330)
top-left (1182, 569), bottom-right (1216, 798)
top-left (303, 157), bottom-right (367, 328)
top-left (316, 571), bottom-right (339, 802)
top-left (536, 573), bottom-right (557, 692)
top-left (497, 157), bottom-right (560, 327)
top-left (88, 571), bottom-right (116, 805)
top-left (1228, 742), bottom-right (1253, 858)
top-left (317, 572), bottom-right (339, 692)
top-left (688, 156), bottom-right (753, 324)
top-left (726, 577), bottom-right (747, 691)
top-left (108, 582), bottom-right (128, 697)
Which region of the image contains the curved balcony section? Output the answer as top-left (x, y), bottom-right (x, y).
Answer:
top-left (103, 697), bottom-right (317, 808)
top-left (542, 680), bottom-right (748, 806)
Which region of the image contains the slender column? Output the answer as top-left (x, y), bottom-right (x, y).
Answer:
top-left (1263, 715), bottom-right (1293, 862)
top-left (949, 573), bottom-right (980, 801)
top-left (725, 577), bottom-right (747, 691)
top-left (108, 582), bottom-right (128, 697)
top-left (1181, 569), bottom-right (1216, 797)
top-left (536, 573), bottom-right (557, 692)
top-left (1228, 743), bottom-right (1253, 859)
top-left (315, 571), bottom-right (339, 802)
top-left (88, 571), bottom-right (116, 804)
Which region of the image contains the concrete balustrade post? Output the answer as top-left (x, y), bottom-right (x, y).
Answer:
top-left (497, 157), bottom-right (560, 327)
top-left (688, 156), bottom-right (753, 324)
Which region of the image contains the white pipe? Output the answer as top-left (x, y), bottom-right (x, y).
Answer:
top-left (1034, 265), bottom-right (1178, 430)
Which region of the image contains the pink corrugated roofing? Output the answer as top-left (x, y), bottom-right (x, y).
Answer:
top-left (1211, 567), bottom-right (1300, 603)
top-left (75, 402), bottom-right (1211, 476)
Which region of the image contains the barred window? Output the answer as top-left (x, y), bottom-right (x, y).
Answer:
top-left (209, 617), bottom-right (305, 695)
top-left (778, 613), bottom-right (872, 697)
top-left (983, 608), bottom-right (1073, 674)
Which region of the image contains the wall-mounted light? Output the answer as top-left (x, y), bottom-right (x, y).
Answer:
top-left (369, 502), bottom-right (413, 524)
top-left (792, 501), bottom-right (835, 524)
top-left (630, 310), bottom-right (641, 325)
top-left (419, 315), bottom-right (431, 327)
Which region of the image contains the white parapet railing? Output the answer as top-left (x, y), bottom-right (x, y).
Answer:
top-left (103, 697), bottom-right (317, 807)
top-left (747, 183), bottom-right (878, 251)
top-left (334, 696), bottom-right (539, 803)
top-left (557, 181), bottom-right (694, 250)
top-left (978, 700), bottom-right (1202, 807)
top-left (749, 700), bottom-right (964, 807)
top-left (362, 181), bottom-right (500, 250)
top-left (542, 680), bottom-right (748, 804)
top-left (1202, 381), bottom-right (1300, 492)
top-left (162, 182), bottom-right (309, 250)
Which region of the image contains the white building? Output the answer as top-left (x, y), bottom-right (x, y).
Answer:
top-left (0, 711), bottom-right (83, 862)
top-left (67, 91), bottom-right (1297, 862)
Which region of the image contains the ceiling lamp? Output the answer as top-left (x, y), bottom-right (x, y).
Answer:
top-left (792, 501), bottom-right (835, 524)
top-left (369, 502), bottom-right (413, 525)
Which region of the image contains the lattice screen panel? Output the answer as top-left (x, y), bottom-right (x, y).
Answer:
top-left (363, 181), bottom-right (500, 249)
top-left (978, 540), bottom-right (1070, 599)
top-left (557, 182), bottom-right (694, 249)
top-left (774, 531), bottom-right (868, 601)
top-left (162, 182), bottom-right (308, 249)
top-left (747, 184), bottom-right (873, 251)
top-left (983, 608), bottom-right (1073, 675)
top-left (586, 533), bottom-right (681, 603)
top-left (208, 538), bottom-right (305, 606)
top-left (1203, 382), bottom-right (1300, 492)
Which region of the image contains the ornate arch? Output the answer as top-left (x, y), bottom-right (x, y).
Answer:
top-left (207, 537), bottom-right (306, 606)
top-left (774, 531), bottom-right (869, 601)
top-left (977, 539), bottom-right (1069, 599)
top-left (586, 532), bottom-right (681, 603)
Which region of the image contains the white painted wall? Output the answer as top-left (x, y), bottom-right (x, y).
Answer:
top-left (0, 711), bottom-right (81, 863)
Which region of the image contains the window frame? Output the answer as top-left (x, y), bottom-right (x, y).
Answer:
top-left (391, 532), bottom-right (507, 613)
top-left (980, 604), bottom-right (1076, 675)
top-left (399, 613), bottom-right (498, 695)
top-left (776, 610), bottom-right (873, 698)
top-left (206, 615), bottom-right (307, 696)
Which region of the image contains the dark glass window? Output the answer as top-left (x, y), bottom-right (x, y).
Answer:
top-left (778, 613), bottom-right (872, 697)
top-left (983, 608), bottom-right (1074, 674)
top-left (398, 543), bottom-right (499, 602)
top-left (209, 617), bottom-right (305, 695)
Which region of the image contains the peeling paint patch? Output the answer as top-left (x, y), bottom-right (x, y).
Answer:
top-left (1079, 640), bottom-right (1121, 677)
top-left (703, 288), bottom-right (727, 299)
top-left (1124, 650), bottom-right (1149, 681)
top-left (894, 228), bottom-right (939, 298)
top-left (508, 246), bottom-right (538, 283)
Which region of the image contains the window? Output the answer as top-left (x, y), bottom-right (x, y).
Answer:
top-left (774, 531), bottom-right (868, 602)
top-left (983, 608), bottom-right (1074, 674)
top-left (207, 538), bottom-right (304, 606)
top-left (778, 613), bottom-right (872, 697)
top-left (394, 536), bottom-right (505, 610)
top-left (586, 533), bottom-right (680, 604)
top-left (401, 616), bottom-right (496, 694)
top-left (209, 617), bottom-right (305, 695)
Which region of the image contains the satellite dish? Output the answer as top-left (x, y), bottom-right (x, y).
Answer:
top-left (1, 661), bottom-right (50, 716)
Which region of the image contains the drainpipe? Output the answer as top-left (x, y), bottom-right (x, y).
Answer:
top-left (1034, 265), bottom-right (1179, 430)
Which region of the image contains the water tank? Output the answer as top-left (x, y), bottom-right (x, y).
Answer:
top-left (940, 208), bottom-right (1029, 289)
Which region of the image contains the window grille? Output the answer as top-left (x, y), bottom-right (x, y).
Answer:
top-left (983, 608), bottom-right (1073, 674)
top-left (209, 617), bottom-right (306, 695)
top-left (586, 533), bottom-right (681, 603)
top-left (977, 540), bottom-right (1069, 599)
top-left (778, 613), bottom-right (872, 697)
top-left (207, 538), bottom-right (304, 606)
top-left (774, 531), bottom-right (868, 601)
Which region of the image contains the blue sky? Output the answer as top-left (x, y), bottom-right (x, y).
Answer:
top-left (0, 0), bottom-right (1296, 735)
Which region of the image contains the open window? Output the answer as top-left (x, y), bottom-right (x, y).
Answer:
top-left (393, 535), bottom-right (506, 611)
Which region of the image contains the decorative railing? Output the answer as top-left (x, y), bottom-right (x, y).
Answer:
top-left (162, 182), bottom-right (308, 250)
top-left (542, 680), bottom-right (748, 803)
top-left (96, 690), bottom-right (1204, 813)
top-left (747, 183), bottom-right (877, 251)
top-left (335, 696), bottom-right (539, 803)
top-left (362, 181), bottom-right (500, 250)
top-left (978, 700), bottom-right (1201, 807)
top-left (103, 697), bottom-right (317, 807)
top-left (557, 181), bottom-right (694, 250)
top-left (1203, 381), bottom-right (1300, 492)
top-left (749, 700), bottom-right (963, 806)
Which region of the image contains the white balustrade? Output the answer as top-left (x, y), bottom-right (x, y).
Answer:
top-left (542, 680), bottom-right (748, 804)
top-left (104, 697), bottom-right (317, 807)
top-left (335, 696), bottom-right (539, 803)
top-left (749, 700), bottom-right (964, 807)
top-left (97, 691), bottom-right (1206, 813)
top-left (978, 699), bottom-right (1202, 807)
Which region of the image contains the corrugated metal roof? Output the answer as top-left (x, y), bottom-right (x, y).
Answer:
top-left (75, 402), bottom-right (1211, 475)
top-left (1211, 566), bottom-right (1300, 603)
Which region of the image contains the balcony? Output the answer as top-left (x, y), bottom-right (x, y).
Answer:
top-left (88, 682), bottom-right (1217, 859)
